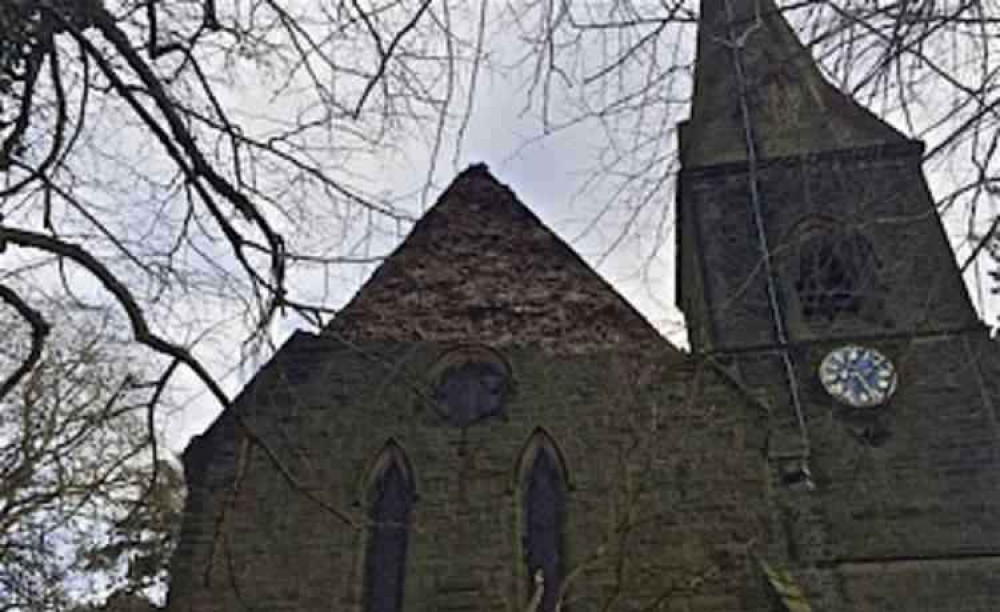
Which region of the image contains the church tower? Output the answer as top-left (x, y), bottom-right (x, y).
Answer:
top-left (676, 0), bottom-right (983, 457)
top-left (677, 0), bottom-right (978, 356)
top-left (677, 0), bottom-right (1000, 608)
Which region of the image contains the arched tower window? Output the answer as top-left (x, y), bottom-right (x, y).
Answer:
top-left (791, 218), bottom-right (880, 322)
top-left (518, 429), bottom-right (569, 612)
top-left (363, 441), bottom-right (416, 612)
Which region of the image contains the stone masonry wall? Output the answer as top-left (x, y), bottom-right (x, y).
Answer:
top-left (678, 141), bottom-right (1000, 611)
top-left (679, 143), bottom-right (978, 353)
top-left (769, 331), bottom-right (1000, 610)
top-left (166, 334), bottom-right (769, 612)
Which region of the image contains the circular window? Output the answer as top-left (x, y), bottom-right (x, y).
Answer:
top-left (430, 347), bottom-right (511, 427)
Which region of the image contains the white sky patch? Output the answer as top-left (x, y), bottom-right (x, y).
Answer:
top-left (123, 1), bottom-right (1000, 455)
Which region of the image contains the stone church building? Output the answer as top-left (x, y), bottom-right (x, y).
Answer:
top-left (166, 0), bottom-right (1000, 610)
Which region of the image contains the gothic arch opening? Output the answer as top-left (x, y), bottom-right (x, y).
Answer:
top-left (789, 217), bottom-right (881, 323)
top-left (517, 429), bottom-right (569, 612)
top-left (362, 441), bottom-right (416, 612)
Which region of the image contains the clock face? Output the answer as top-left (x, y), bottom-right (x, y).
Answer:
top-left (819, 345), bottom-right (897, 408)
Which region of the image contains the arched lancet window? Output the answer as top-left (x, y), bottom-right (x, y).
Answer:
top-left (791, 218), bottom-right (880, 322)
top-left (519, 429), bottom-right (569, 612)
top-left (363, 442), bottom-right (416, 612)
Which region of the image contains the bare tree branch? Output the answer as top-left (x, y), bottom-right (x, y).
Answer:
top-left (0, 225), bottom-right (230, 409)
top-left (0, 284), bottom-right (49, 402)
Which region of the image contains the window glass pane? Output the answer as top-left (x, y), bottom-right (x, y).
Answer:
top-left (435, 361), bottom-right (508, 426)
top-left (525, 450), bottom-right (566, 612)
top-left (365, 461), bottom-right (413, 612)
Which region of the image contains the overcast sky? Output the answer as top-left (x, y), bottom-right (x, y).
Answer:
top-left (162, 4), bottom-right (1000, 454)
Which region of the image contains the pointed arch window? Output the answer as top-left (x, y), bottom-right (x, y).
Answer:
top-left (363, 442), bottom-right (416, 612)
top-left (791, 218), bottom-right (880, 322)
top-left (519, 430), bottom-right (569, 612)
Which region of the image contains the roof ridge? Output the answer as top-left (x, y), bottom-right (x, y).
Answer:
top-left (324, 165), bottom-right (678, 356)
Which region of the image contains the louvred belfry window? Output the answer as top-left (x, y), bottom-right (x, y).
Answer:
top-left (364, 443), bottom-right (415, 612)
top-left (521, 431), bottom-right (568, 612)
top-left (792, 219), bottom-right (879, 322)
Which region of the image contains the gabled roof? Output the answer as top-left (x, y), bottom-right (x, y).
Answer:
top-left (324, 164), bottom-right (672, 354)
top-left (681, 0), bottom-right (908, 168)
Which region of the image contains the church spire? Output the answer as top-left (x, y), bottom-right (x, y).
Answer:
top-left (681, 0), bottom-right (907, 168)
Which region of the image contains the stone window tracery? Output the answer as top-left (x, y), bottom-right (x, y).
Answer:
top-left (791, 218), bottom-right (880, 322)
